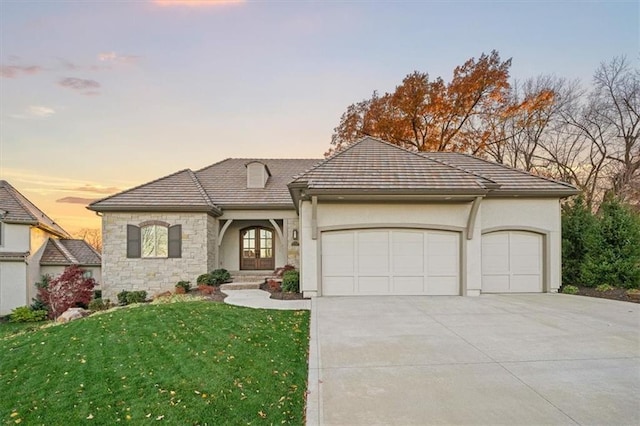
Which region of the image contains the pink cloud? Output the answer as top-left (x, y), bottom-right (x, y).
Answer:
top-left (0, 65), bottom-right (43, 78)
top-left (97, 52), bottom-right (140, 64)
top-left (59, 77), bottom-right (101, 95)
top-left (152, 0), bottom-right (244, 6)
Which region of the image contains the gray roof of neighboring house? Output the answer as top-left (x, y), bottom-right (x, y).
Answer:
top-left (40, 239), bottom-right (101, 266)
top-left (290, 137), bottom-right (577, 197)
top-left (89, 159), bottom-right (321, 212)
top-left (0, 180), bottom-right (70, 237)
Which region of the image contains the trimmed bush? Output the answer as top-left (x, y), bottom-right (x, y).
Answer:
top-left (595, 284), bottom-right (614, 292)
top-left (210, 269), bottom-right (231, 285)
top-left (88, 298), bottom-right (113, 311)
top-left (561, 285), bottom-right (579, 295)
top-left (282, 270), bottom-right (300, 293)
top-left (10, 306), bottom-right (48, 323)
top-left (117, 290), bottom-right (148, 305)
top-left (175, 280), bottom-right (191, 292)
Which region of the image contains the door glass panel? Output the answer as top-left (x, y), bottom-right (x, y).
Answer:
top-left (243, 229), bottom-right (256, 258)
top-left (260, 229), bottom-right (273, 259)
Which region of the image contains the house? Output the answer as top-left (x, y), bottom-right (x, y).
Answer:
top-left (89, 137), bottom-right (578, 300)
top-left (0, 180), bottom-right (101, 315)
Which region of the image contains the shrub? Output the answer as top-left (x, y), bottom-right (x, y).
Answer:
top-left (561, 285), bottom-right (579, 295)
top-left (10, 306), bottom-right (48, 323)
top-left (93, 290), bottom-right (102, 299)
top-left (595, 284), bottom-right (614, 292)
top-left (274, 264), bottom-right (296, 278)
top-left (282, 270), bottom-right (300, 293)
top-left (117, 290), bottom-right (148, 305)
top-left (562, 196), bottom-right (597, 286)
top-left (176, 280), bottom-right (191, 292)
top-left (38, 265), bottom-right (95, 318)
top-left (30, 295), bottom-right (48, 313)
top-left (197, 273), bottom-right (215, 286)
top-left (210, 268), bottom-right (231, 285)
top-left (88, 298), bottom-right (113, 311)
top-left (581, 195), bottom-right (640, 289)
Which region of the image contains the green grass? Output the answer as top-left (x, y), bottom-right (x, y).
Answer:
top-left (0, 302), bottom-right (309, 425)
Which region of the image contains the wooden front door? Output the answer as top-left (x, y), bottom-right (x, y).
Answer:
top-left (240, 227), bottom-right (275, 270)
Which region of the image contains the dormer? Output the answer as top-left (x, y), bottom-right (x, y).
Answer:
top-left (246, 161), bottom-right (271, 189)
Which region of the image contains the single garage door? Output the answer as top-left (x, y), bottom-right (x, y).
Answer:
top-left (481, 231), bottom-right (543, 293)
top-left (322, 229), bottom-right (460, 296)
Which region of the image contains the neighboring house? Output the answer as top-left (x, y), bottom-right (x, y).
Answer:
top-left (0, 180), bottom-right (101, 315)
top-left (89, 137), bottom-right (578, 300)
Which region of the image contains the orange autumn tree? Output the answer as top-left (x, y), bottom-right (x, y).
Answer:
top-left (330, 50), bottom-right (542, 155)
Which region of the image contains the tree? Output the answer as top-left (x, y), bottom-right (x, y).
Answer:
top-left (74, 228), bottom-right (102, 251)
top-left (561, 195), bottom-right (597, 286)
top-left (330, 50), bottom-right (513, 155)
top-left (581, 195), bottom-right (640, 289)
top-left (38, 265), bottom-right (96, 318)
top-left (591, 56), bottom-right (639, 204)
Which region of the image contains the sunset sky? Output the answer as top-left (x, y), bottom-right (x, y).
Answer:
top-left (0, 0), bottom-right (637, 235)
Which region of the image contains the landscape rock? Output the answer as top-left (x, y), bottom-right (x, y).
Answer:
top-left (57, 307), bottom-right (89, 323)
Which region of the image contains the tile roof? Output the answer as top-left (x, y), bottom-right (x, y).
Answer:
top-left (40, 239), bottom-right (101, 266)
top-left (289, 137), bottom-right (495, 193)
top-left (88, 169), bottom-right (220, 213)
top-left (0, 180), bottom-right (69, 237)
top-left (195, 159), bottom-right (321, 207)
top-left (89, 159), bottom-right (320, 212)
top-left (422, 152), bottom-right (578, 194)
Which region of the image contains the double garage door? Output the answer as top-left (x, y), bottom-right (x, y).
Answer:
top-left (322, 229), bottom-right (460, 296)
top-left (320, 228), bottom-right (543, 296)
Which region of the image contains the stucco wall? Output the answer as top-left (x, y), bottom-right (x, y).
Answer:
top-left (0, 223), bottom-right (30, 252)
top-left (101, 212), bottom-right (210, 301)
top-left (0, 261), bottom-right (27, 316)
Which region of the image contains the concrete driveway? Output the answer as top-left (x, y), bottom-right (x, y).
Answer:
top-left (306, 294), bottom-right (640, 425)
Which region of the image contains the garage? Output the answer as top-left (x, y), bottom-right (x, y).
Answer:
top-left (321, 229), bottom-right (460, 296)
top-left (481, 231), bottom-right (543, 293)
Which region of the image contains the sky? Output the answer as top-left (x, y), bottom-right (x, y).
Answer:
top-left (0, 0), bottom-right (638, 235)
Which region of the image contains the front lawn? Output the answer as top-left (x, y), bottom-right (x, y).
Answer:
top-left (0, 302), bottom-right (309, 425)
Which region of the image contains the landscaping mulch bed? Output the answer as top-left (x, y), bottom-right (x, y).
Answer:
top-left (260, 282), bottom-right (306, 300)
top-left (575, 286), bottom-right (640, 304)
top-left (191, 287), bottom-right (227, 302)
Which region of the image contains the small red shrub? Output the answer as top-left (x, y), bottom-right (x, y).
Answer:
top-left (38, 265), bottom-right (96, 319)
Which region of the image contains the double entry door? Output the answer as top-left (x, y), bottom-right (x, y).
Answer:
top-left (240, 226), bottom-right (275, 270)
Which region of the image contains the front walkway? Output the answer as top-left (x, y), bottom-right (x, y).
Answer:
top-left (221, 289), bottom-right (310, 310)
top-left (307, 294), bottom-right (640, 425)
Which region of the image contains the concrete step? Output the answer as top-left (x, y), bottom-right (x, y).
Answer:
top-left (220, 282), bottom-right (262, 291)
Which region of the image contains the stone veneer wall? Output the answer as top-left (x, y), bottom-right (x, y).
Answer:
top-left (285, 218), bottom-right (300, 268)
top-left (102, 212), bottom-right (211, 301)
top-left (206, 216), bottom-right (218, 272)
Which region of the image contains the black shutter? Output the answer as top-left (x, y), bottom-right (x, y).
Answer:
top-left (168, 225), bottom-right (182, 258)
top-left (127, 225), bottom-right (141, 258)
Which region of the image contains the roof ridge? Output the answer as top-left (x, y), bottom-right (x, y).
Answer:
top-left (89, 168), bottom-right (193, 207)
top-left (52, 238), bottom-right (79, 264)
top-left (419, 152), bottom-right (500, 188)
top-left (0, 181), bottom-right (70, 237)
top-left (453, 152), bottom-right (577, 189)
top-left (187, 169), bottom-right (218, 209)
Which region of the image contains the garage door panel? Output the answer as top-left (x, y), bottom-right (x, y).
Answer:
top-left (428, 277), bottom-right (460, 295)
top-left (482, 275), bottom-right (510, 293)
top-left (322, 229), bottom-right (460, 296)
top-left (392, 277), bottom-right (424, 294)
top-left (357, 277), bottom-right (390, 294)
top-left (482, 231), bottom-right (542, 293)
top-left (323, 277), bottom-right (355, 296)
